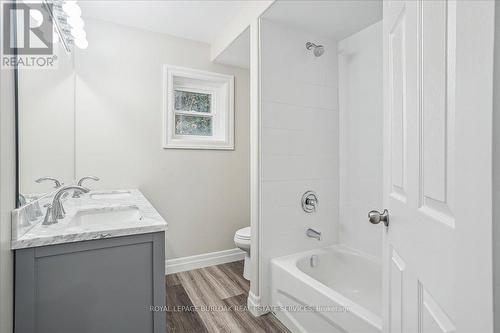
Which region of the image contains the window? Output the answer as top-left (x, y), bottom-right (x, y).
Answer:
top-left (174, 90), bottom-right (213, 136)
top-left (163, 65), bottom-right (234, 150)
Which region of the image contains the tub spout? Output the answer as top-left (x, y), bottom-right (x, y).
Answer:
top-left (306, 228), bottom-right (321, 241)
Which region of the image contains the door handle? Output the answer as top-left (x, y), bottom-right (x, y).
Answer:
top-left (368, 209), bottom-right (389, 227)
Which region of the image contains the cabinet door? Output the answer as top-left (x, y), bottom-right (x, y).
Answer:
top-left (15, 233), bottom-right (165, 333)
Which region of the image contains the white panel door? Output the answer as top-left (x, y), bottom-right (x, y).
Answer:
top-left (382, 1), bottom-right (495, 332)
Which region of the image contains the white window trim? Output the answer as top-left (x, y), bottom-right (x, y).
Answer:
top-left (163, 65), bottom-right (235, 150)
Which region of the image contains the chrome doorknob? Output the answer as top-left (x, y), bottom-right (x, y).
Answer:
top-left (368, 209), bottom-right (389, 227)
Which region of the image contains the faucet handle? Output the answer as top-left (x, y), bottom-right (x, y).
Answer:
top-left (306, 197), bottom-right (317, 207)
top-left (302, 191), bottom-right (319, 213)
top-left (74, 176), bottom-right (99, 198)
top-left (42, 204), bottom-right (57, 225)
top-left (77, 175), bottom-right (100, 186)
top-left (35, 177), bottom-right (63, 188)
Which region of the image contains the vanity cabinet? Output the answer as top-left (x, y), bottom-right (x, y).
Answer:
top-left (15, 232), bottom-right (165, 333)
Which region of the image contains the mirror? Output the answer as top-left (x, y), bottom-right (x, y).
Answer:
top-left (18, 28), bottom-right (75, 204)
top-left (15, 1), bottom-right (245, 208)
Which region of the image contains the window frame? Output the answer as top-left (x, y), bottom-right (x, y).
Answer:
top-left (163, 65), bottom-right (234, 150)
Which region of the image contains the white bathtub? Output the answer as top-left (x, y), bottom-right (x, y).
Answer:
top-left (271, 245), bottom-right (382, 333)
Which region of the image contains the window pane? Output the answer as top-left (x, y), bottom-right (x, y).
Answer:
top-left (174, 90), bottom-right (211, 113)
top-left (175, 115), bottom-right (213, 136)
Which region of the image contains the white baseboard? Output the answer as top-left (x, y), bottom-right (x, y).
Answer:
top-left (247, 291), bottom-right (269, 317)
top-left (165, 248), bottom-right (246, 275)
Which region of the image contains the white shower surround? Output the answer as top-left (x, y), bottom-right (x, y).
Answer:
top-left (258, 17), bottom-right (383, 331)
top-left (259, 18), bottom-right (340, 307)
top-left (338, 21), bottom-right (383, 257)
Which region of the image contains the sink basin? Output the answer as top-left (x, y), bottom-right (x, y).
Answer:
top-left (90, 190), bottom-right (132, 200)
top-left (69, 206), bottom-right (142, 227)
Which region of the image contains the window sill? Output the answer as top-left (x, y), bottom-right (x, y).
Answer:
top-left (162, 139), bottom-right (234, 150)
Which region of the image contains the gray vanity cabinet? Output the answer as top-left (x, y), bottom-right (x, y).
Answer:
top-left (15, 232), bottom-right (166, 333)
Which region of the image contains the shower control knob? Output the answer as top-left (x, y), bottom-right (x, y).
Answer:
top-left (302, 191), bottom-right (318, 213)
top-left (368, 209), bottom-right (389, 227)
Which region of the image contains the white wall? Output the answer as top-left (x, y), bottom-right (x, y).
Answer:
top-left (338, 22), bottom-right (383, 257)
top-left (259, 19), bottom-right (339, 305)
top-left (73, 19), bottom-right (250, 260)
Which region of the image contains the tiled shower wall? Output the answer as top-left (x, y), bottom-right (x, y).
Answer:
top-left (338, 22), bottom-right (383, 258)
top-left (259, 19), bottom-right (339, 304)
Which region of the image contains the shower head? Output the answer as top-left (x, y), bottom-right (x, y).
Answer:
top-left (306, 42), bottom-right (324, 57)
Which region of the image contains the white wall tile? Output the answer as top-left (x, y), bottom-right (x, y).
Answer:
top-left (259, 19), bottom-right (384, 308)
top-left (301, 83), bottom-right (337, 110)
top-left (338, 21), bottom-right (383, 257)
top-left (262, 128), bottom-right (307, 156)
top-left (259, 19), bottom-right (339, 305)
top-left (261, 101), bottom-right (309, 130)
top-left (262, 155), bottom-right (337, 181)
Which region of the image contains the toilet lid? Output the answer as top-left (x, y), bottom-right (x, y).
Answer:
top-left (235, 227), bottom-right (251, 240)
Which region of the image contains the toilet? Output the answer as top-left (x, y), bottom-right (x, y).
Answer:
top-left (234, 226), bottom-right (251, 280)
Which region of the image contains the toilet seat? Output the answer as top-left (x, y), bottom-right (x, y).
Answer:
top-left (235, 227), bottom-right (250, 241)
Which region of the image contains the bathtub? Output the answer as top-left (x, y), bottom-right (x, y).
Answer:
top-left (271, 245), bottom-right (382, 333)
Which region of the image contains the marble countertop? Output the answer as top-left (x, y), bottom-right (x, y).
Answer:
top-left (11, 189), bottom-right (167, 249)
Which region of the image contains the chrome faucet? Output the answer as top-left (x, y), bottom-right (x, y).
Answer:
top-left (73, 176), bottom-right (100, 198)
top-left (35, 177), bottom-right (63, 188)
top-left (306, 228), bottom-right (321, 241)
top-left (43, 185), bottom-right (90, 225)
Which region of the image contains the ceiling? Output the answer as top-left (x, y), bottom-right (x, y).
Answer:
top-left (215, 0), bottom-right (382, 69)
top-left (79, 0), bottom-right (257, 44)
top-left (262, 0), bottom-right (382, 41)
top-left (214, 28), bottom-right (250, 69)
top-left (79, 0), bottom-right (382, 70)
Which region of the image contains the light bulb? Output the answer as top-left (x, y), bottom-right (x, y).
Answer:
top-left (74, 37), bottom-right (88, 49)
top-left (71, 28), bottom-right (86, 40)
top-left (67, 16), bottom-right (84, 29)
top-left (62, 2), bottom-right (81, 18)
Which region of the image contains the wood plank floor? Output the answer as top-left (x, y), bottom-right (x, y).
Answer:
top-left (166, 261), bottom-right (290, 333)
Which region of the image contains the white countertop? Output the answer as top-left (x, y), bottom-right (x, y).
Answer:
top-left (11, 189), bottom-right (167, 250)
